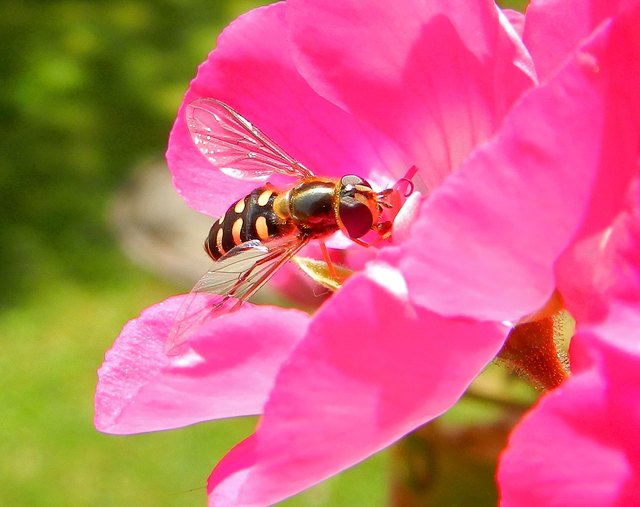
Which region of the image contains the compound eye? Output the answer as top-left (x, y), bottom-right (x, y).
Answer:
top-left (338, 197), bottom-right (374, 238)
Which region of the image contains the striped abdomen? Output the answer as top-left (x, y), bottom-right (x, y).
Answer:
top-left (204, 185), bottom-right (296, 260)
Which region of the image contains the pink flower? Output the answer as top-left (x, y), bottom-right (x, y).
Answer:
top-left (95, 0), bottom-right (640, 504)
top-left (494, 2), bottom-right (640, 504)
top-left (498, 183), bottom-right (640, 505)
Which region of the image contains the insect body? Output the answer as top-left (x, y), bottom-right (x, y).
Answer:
top-left (204, 175), bottom-right (388, 261)
top-left (165, 98), bottom-right (413, 354)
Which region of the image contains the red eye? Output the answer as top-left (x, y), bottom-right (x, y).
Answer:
top-left (338, 198), bottom-right (373, 238)
top-left (337, 175), bottom-right (376, 238)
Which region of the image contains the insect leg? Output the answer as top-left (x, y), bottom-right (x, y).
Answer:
top-left (318, 240), bottom-right (341, 281)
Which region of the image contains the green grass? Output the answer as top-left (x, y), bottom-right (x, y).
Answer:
top-left (0, 0), bottom-right (530, 505)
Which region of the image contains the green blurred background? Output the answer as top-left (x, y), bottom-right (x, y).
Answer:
top-left (0, 0), bottom-right (529, 505)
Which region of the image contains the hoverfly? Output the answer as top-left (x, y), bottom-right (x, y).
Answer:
top-left (165, 98), bottom-right (415, 354)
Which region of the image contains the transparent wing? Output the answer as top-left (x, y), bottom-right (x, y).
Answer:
top-left (186, 98), bottom-right (313, 181)
top-left (164, 237), bottom-right (310, 355)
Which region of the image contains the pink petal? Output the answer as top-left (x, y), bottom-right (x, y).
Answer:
top-left (288, 0), bottom-right (535, 189)
top-left (166, 2), bottom-right (405, 217)
top-left (554, 4), bottom-right (640, 323)
top-left (207, 267), bottom-right (507, 505)
top-left (587, 308), bottom-right (640, 471)
top-left (523, 0), bottom-right (638, 81)
top-left (95, 295), bottom-right (308, 434)
top-left (557, 181), bottom-right (640, 324)
top-left (502, 8), bottom-right (525, 38)
top-left (499, 101), bottom-right (640, 505)
top-left (382, 13), bottom-right (640, 323)
top-left (498, 369), bottom-right (634, 505)
top-left (558, 171), bottom-right (639, 361)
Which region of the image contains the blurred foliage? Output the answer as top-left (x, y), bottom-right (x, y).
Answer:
top-left (497, 0), bottom-right (529, 11)
top-left (0, 0), bottom-right (531, 505)
top-left (0, 0), bottom-right (246, 307)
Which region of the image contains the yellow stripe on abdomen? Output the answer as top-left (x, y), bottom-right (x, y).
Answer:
top-left (232, 217), bottom-right (243, 246)
top-left (255, 216), bottom-right (270, 240)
